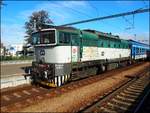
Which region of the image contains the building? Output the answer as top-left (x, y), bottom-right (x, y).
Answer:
top-left (0, 43), bottom-right (6, 56)
top-left (7, 44), bottom-right (23, 56)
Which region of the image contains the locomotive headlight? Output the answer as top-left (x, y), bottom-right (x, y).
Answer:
top-left (40, 57), bottom-right (45, 63)
top-left (44, 71), bottom-right (48, 79)
top-left (28, 69), bottom-right (31, 74)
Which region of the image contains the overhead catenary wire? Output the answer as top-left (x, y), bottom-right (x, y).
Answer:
top-left (142, 0), bottom-right (149, 8)
top-left (123, 16), bottom-right (134, 28)
top-left (62, 2), bottom-right (123, 31)
top-left (80, 1), bottom-right (124, 31)
top-left (60, 8), bottom-right (150, 26)
top-left (62, 4), bottom-right (93, 18)
top-left (87, 1), bottom-right (99, 17)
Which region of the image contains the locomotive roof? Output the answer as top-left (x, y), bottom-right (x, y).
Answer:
top-left (83, 29), bottom-right (120, 40)
top-left (37, 25), bottom-right (120, 38)
top-left (40, 24), bottom-right (77, 30)
top-left (33, 24), bottom-right (128, 42)
top-left (32, 24), bottom-right (78, 34)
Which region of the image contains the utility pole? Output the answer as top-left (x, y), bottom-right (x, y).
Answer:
top-left (0, 0), bottom-right (7, 8)
top-left (60, 8), bottom-right (150, 26)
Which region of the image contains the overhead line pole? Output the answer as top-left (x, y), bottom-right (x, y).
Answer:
top-left (60, 8), bottom-right (150, 26)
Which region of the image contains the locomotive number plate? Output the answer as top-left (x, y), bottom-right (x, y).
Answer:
top-left (40, 49), bottom-right (45, 55)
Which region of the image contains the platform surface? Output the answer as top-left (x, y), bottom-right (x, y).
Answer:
top-left (1, 62), bottom-right (32, 89)
top-left (1, 62), bottom-right (31, 78)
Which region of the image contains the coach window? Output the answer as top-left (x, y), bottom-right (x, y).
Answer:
top-left (143, 49), bottom-right (145, 53)
top-left (139, 48), bottom-right (141, 53)
top-left (59, 32), bottom-right (64, 43)
top-left (108, 43), bottom-right (110, 47)
top-left (114, 44), bottom-right (116, 48)
top-left (64, 33), bottom-right (70, 43)
top-left (127, 45), bottom-right (129, 48)
top-left (136, 48), bottom-right (139, 54)
top-left (71, 34), bottom-right (79, 45)
top-left (101, 42), bottom-right (104, 47)
top-left (141, 48), bottom-right (143, 53)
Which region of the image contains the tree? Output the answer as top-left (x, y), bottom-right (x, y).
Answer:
top-left (24, 10), bottom-right (53, 44)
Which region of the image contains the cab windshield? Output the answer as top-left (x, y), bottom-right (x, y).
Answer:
top-left (32, 30), bottom-right (56, 45)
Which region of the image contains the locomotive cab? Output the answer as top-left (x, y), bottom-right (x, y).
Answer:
top-left (32, 29), bottom-right (57, 63)
top-left (30, 28), bottom-right (72, 87)
top-left (32, 29), bottom-right (57, 46)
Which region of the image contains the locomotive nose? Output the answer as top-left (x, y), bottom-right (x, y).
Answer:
top-left (38, 49), bottom-right (45, 63)
top-left (39, 57), bottom-right (45, 63)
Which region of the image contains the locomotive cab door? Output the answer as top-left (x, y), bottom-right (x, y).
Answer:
top-left (71, 34), bottom-right (81, 63)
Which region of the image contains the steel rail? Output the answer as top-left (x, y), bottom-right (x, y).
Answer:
top-left (81, 69), bottom-right (149, 112)
top-left (134, 84), bottom-right (150, 113)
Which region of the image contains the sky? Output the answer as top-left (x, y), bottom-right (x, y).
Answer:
top-left (1, 0), bottom-right (150, 46)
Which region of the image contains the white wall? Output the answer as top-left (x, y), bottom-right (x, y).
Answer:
top-left (35, 46), bottom-right (131, 63)
top-left (81, 47), bottom-right (130, 61)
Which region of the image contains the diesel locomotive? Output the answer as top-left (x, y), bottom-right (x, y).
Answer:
top-left (27, 25), bottom-right (149, 87)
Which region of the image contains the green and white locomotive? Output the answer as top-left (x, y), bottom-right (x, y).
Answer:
top-left (29, 25), bottom-right (130, 87)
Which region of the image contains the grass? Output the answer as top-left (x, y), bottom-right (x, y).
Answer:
top-left (0, 56), bottom-right (33, 61)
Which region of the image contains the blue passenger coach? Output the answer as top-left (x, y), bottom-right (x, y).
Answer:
top-left (129, 40), bottom-right (150, 60)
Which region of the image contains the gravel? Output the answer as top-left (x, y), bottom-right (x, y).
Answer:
top-left (21, 62), bottom-right (149, 112)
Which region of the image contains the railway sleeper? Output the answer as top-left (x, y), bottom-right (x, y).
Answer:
top-left (119, 92), bottom-right (140, 98)
top-left (116, 95), bottom-right (137, 102)
top-left (123, 90), bottom-right (141, 96)
top-left (13, 93), bottom-right (21, 98)
top-left (132, 83), bottom-right (145, 87)
top-left (104, 106), bottom-right (125, 113)
top-left (100, 106), bottom-right (119, 113)
top-left (2, 95), bottom-right (10, 101)
top-left (126, 88), bottom-right (144, 93)
top-left (108, 102), bottom-right (136, 113)
top-left (111, 98), bottom-right (133, 106)
top-left (106, 102), bottom-right (135, 113)
top-left (128, 86), bottom-right (145, 90)
top-left (130, 84), bottom-right (145, 88)
top-left (107, 102), bottom-right (129, 111)
top-left (135, 80), bottom-right (146, 83)
top-left (114, 96), bottom-right (138, 104)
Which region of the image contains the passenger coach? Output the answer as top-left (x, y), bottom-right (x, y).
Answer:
top-left (129, 40), bottom-right (149, 60)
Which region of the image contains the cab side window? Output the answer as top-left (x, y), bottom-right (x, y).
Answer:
top-left (59, 32), bottom-right (70, 44)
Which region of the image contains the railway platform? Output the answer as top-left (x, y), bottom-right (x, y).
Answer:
top-left (1, 62), bottom-right (31, 89)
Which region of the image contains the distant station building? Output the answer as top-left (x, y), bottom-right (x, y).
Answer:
top-left (6, 44), bottom-right (23, 56)
top-left (0, 43), bottom-right (6, 56)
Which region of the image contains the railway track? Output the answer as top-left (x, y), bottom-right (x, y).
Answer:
top-left (81, 69), bottom-right (150, 113)
top-left (1, 86), bottom-right (50, 112)
top-left (0, 62), bottom-right (148, 112)
top-left (135, 88), bottom-right (150, 113)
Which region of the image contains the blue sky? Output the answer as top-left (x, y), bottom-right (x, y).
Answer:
top-left (1, 1), bottom-right (150, 46)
